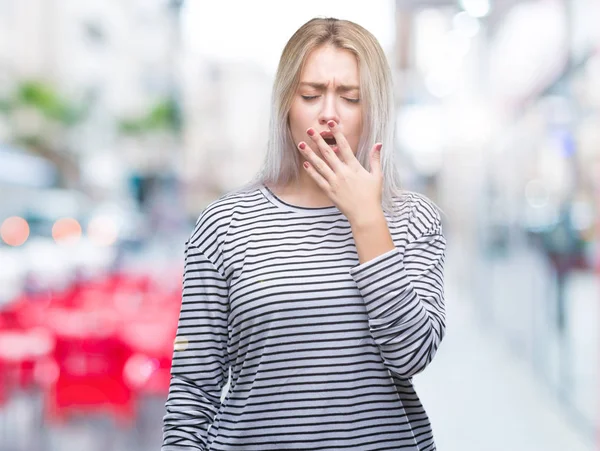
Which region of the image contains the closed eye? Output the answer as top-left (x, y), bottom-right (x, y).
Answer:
top-left (301, 95), bottom-right (360, 103)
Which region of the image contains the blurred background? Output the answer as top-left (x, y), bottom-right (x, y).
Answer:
top-left (0, 0), bottom-right (598, 450)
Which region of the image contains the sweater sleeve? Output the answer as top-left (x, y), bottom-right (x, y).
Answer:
top-left (162, 240), bottom-right (230, 451)
top-left (349, 199), bottom-right (446, 378)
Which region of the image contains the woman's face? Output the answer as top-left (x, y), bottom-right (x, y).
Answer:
top-left (289, 45), bottom-right (363, 157)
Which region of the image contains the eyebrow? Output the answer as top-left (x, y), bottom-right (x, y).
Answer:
top-left (299, 82), bottom-right (360, 92)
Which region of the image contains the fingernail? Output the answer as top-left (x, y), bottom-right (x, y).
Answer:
top-left (306, 128), bottom-right (315, 136)
top-left (298, 142), bottom-right (306, 150)
top-left (327, 120), bottom-right (336, 128)
top-left (376, 143), bottom-right (382, 151)
top-left (303, 162), bottom-right (310, 168)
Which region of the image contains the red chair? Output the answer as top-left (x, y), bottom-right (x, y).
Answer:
top-left (43, 308), bottom-right (135, 427)
top-left (0, 299), bottom-right (56, 394)
top-left (120, 307), bottom-right (178, 396)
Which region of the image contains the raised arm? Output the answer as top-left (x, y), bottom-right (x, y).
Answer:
top-left (349, 199), bottom-right (446, 378)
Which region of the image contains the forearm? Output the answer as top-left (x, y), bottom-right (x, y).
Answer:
top-left (349, 209), bottom-right (396, 264)
top-left (349, 245), bottom-right (446, 377)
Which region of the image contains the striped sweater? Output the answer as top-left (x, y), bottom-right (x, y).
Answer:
top-left (162, 184), bottom-right (446, 451)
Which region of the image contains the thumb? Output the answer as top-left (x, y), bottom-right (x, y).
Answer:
top-left (370, 143), bottom-right (383, 176)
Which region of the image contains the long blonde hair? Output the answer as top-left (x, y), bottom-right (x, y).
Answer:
top-left (242, 17), bottom-right (403, 213)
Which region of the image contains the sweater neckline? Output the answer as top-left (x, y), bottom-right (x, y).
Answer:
top-left (259, 184), bottom-right (343, 216)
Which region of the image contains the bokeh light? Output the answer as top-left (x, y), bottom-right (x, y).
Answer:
top-left (1, 216), bottom-right (30, 246)
top-left (460, 0), bottom-right (491, 18)
top-left (52, 217), bottom-right (82, 244)
top-left (87, 215), bottom-right (119, 247)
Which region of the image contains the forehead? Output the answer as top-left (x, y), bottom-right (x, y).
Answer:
top-left (300, 45), bottom-right (359, 85)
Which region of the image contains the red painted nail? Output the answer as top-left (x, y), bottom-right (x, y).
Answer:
top-left (303, 162), bottom-right (309, 168)
top-left (327, 120), bottom-right (336, 128)
top-left (306, 128), bottom-right (315, 136)
top-left (299, 142), bottom-right (306, 150)
top-left (376, 143), bottom-right (382, 151)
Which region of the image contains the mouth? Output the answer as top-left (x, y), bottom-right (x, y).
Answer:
top-left (320, 131), bottom-right (337, 146)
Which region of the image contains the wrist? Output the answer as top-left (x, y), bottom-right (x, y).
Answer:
top-left (348, 208), bottom-right (386, 231)
top-left (349, 208), bottom-right (395, 264)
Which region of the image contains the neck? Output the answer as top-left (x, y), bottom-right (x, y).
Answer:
top-left (295, 169), bottom-right (326, 197)
top-left (270, 170), bottom-right (334, 208)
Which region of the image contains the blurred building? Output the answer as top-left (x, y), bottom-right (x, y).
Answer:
top-left (180, 58), bottom-right (271, 210)
top-left (0, 0), bottom-right (184, 196)
top-left (394, 0), bottom-right (600, 439)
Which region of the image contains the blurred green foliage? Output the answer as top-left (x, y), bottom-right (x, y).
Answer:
top-left (119, 97), bottom-right (181, 135)
top-left (0, 80), bottom-right (86, 186)
top-left (0, 80), bottom-right (86, 125)
top-left (18, 81), bottom-right (84, 125)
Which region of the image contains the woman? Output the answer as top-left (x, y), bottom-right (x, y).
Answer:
top-left (162, 17), bottom-right (446, 451)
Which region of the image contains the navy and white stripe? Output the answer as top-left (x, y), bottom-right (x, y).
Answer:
top-left (162, 184), bottom-right (446, 451)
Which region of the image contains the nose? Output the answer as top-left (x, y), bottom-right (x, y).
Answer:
top-left (318, 95), bottom-right (340, 126)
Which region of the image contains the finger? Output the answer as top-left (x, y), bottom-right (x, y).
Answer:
top-left (370, 143), bottom-right (383, 177)
top-left (326, 120), bottom-right (358, 167)
top-left (306, 128), bottom-right (343, 171)
top-left (302, 161), bottom-right (329, 191)
top-left (297, 141), bottom-right (335, 182)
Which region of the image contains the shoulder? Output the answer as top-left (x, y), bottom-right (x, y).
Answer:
top-left (188, 186), bottom-right (263, 250)
top-left (390, 190), bottom-right (444, 238)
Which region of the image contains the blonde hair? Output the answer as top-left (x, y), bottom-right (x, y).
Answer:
top-left (242, 17), bottom-right (403, 213)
